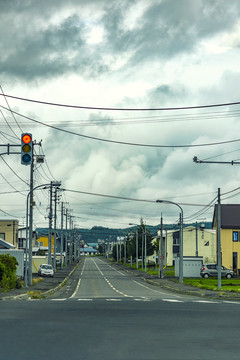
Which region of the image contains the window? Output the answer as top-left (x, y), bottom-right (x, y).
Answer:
top-left (204, 241), bottom-right (209, 246)
top-left (0, 233), bottom-right (5, 240)
top-left (233, 231), bottom-right (239, 242)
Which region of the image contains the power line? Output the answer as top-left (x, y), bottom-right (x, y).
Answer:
top-left (1, 93), bottom-right (240, 111)
top-left (0, 156), bottom-right (29, 186)
top-left (0, 85), bottom-right (23, 133)
top-left (1, 104), bottom-right (240, 148)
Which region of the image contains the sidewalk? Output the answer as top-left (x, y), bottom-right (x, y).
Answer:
top-left (0, 261), bottom-right (79, 300)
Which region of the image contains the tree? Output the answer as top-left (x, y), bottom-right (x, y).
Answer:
top-left (127, 218), bottom-right (154, 263)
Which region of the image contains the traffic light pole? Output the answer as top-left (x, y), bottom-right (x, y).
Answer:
top-left (28, 157), bottom-right (34, 285)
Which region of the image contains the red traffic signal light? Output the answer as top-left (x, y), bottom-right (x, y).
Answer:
top-left (21, 133), bottom-right (33, 165)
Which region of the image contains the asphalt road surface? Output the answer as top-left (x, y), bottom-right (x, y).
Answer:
top-left (1, 257), bottom-right (240, 360)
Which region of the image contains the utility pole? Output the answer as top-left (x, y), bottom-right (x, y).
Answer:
top-left (28, 151), bottom-right (34, 286)
top-left (53, 186), bottom-right (57, 271)
top-left (48, 182), bottom-right (53, 265)
top-left (217, 188), bottom-right (222, 290)
top-left (164, 229), bottom-right (168, 277)
top-left (195, 222), bottom-right (198, 257)
top-left (69, 215), bottom-right (73, 264)
top-left (160, 215), bottom-right (164, 279)
top-left (60, 202), bottom-right (64, 269)
top-left (144, 223), bottom-right (147, 272)
top-left (65, 208), bottom-right (68, 267)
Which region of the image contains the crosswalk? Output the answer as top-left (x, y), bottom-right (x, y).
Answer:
top-left (47, 297), bottom-right (240, 304)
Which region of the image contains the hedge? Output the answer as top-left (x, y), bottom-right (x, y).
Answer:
top-left (0, 254), bottom-right (21, 291)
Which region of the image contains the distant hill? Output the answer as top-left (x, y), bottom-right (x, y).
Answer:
top-left (36, 222), bottom-right (212, 244)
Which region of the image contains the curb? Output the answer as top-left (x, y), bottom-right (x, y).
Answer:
top-left (1, 262), bottom-right (79, 301)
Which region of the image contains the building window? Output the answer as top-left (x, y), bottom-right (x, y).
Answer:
top-left (204, 241), bottom-right (209, 246)
top-left (233, 231), bottom-right (239, 242)
top-left (0, 233), bottom-right (5, 240)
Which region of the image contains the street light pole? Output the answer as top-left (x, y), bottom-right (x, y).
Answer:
top-left (129, 223), bottom-right (139, 269)
top-left (156, 199), bottom-right (184, 283)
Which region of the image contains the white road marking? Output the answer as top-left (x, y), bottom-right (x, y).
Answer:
top-left (77, 298), bottom-right (93, 301)
top-left (223, 301), bottom-right (240, 304)
top-left (193, 300), bottom-right (219, 304)
top-left (106, 299), bottom-right (122, 302)
top-left (162, 299), bottom-right (184, 303)
top-left (91, 258), bottom-right (133, 298)
top-left (97, 258), bottom-right (126, 276)
top-left (70, 279), bottom-right (81, 298)
top-left (51, 298), bottom-right (67, 301)
top-left (132, 280), bottom-right (183, 298)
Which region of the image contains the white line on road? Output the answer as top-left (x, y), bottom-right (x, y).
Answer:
top-left (77, 299), bottom-right (93, 301)
top-left (193, 300), bottom-right (219, 304)
top-left (70, 279), bottom-right (81, 298)
top-left (132, 280), bottom-right (183, 298)
top-left (223, 301), bottom-right (240, 304)
top-left (162, 299), bottom-right (184, 303)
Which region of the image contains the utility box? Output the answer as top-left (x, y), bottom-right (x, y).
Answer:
top-left (175, 256), bottom-right (203, 278)
top-left (0, 249), bottom-right (24, 277)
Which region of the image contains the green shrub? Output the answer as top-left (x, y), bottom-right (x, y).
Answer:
top-left (0, 254), bottom-right (19, 291)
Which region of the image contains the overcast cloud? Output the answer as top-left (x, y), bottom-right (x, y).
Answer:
top-left (1, 0), bottom-right (240, 230)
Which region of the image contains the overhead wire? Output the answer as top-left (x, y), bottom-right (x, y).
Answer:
top-left (1, 92), bottom-right (240, 111)
top-left (0, 86), bottom-right (23, 133)
top-left (1, 104), bottom-right (240, 148)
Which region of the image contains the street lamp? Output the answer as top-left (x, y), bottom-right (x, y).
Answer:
top-left (156, 199), bottom-right (184, 283)
top-left (129, 223), bottom-right (139, 269)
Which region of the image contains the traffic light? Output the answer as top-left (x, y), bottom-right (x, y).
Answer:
top-left (21, 133), bottom-right (33, 165)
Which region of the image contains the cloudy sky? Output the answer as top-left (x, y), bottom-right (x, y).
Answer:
top-left (1, 0), bottom-right (240, 230)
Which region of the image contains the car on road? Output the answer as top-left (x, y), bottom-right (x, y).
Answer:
top-left (38, 264), bottom-right (54, 277)
top-left (200, 264), bottom-right (233, 279)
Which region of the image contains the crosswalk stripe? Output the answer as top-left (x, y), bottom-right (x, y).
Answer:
top-left (162, 298), bottom-right (184, 303)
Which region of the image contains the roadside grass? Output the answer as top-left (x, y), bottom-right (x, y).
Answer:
top-left (122, 260), bottom-right (240, 293)
top-left (183, 277), bottom-right (240, 292)
top-left (124, 262), bottom-right (175, 276)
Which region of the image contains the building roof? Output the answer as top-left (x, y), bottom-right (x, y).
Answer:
top-left (0, 238), bottom-right (16, 249)
top-left (213, 204), bottom-right (240, 229)
top-left (80, 247), bottom-right (98, 253)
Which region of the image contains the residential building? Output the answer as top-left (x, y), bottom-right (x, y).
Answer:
top-left (150, 225), bottom-right (216, 266)
top-left (0, 219), bottom-right (19, 247)
top-left (213, 204), bottom-right (240, 274)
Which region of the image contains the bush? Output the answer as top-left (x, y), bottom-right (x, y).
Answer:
top-left (0, 254), bottom-right (19, 291)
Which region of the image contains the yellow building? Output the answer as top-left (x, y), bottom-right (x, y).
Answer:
top-left (37, 235), bottom-right (54, 252)
top-left (0, 220), bottom-right (19, 247)
top-left (150, 225), bottom-right (216, 266)
top-left (213, 204), bottom-right (240, 274)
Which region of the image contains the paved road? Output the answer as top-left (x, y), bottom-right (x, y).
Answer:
top-left (1, 257), bottom-right (240, 360)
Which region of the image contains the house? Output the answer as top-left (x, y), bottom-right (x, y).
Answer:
top-left (150, 225), bottom-right (216, 266)
top-left (212, 204), bottom-right (240, 274)
top-left (0, 219), bottom-right (19, 247)
top-left (0, 238), bottom-right (16, 249)
top-left (18, 227), bottom-right (38, 251)
top-left (80, 245), bottom-right (98, 256)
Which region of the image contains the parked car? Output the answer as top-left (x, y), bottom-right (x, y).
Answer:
top-left (38, 264), bottom-right (54, 277)
top-left (200, 264), bottom-right (233, 279)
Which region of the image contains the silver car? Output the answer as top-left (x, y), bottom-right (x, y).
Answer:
top-left (200, 264), bottom-right (233, 279)
top-left (38, 264), bottom-right (54, 277)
